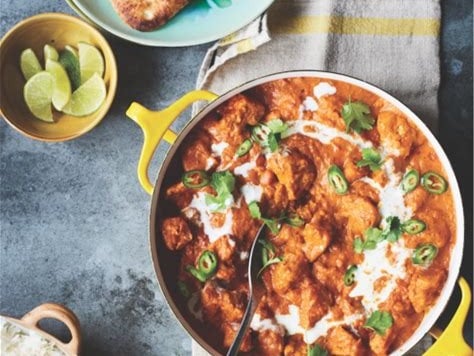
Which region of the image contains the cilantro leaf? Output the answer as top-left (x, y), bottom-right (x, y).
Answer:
top-left (341, 101), bottom-right (375, 134)
top-left (205, 171), bottom-right (235, 212)
top-left (267, 132), bottom-right (279, 152)
top-left (353, 237), bottom-right (365, 253)
top-left (353, 227), bottom-right (383, 253)
top-left (257, 239), bottom-right (283, 277)
top-left (357, 148), bottom-right (383, 171)
top-left (262, 218), bottom-right (281, 234)
top-left (248, 201), bottom-right (281, 234)
top-left (307, 344), bottom-right (328, 356)
top-left (267, 119), bottom-right (288, 134)
top-left (364, 310), bottom-right (394, 335)
top-left (248, 201), bottom-right (262, 219)
top-left (382, 216), bottom-right (402, 242)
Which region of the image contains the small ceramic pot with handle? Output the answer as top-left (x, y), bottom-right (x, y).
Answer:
top-left (1, 303), bottom-right (81, 356)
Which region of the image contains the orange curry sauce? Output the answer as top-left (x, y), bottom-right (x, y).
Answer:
top-left (160, 78), bottom-right (455, 355)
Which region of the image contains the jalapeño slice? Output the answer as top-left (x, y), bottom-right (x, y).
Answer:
top-left (182, 170), bottom-right (210, 189)
top-left (421, 172), bottom-right (448, 194)
top-left (401, 169), bottom-right (419, 193)
top-left (198, 250), bottom-right (218, 276)
top-left (402, 219), bottom-right (426, 235)
top-left (412, 244), bottom-right (438, 266)
top-left (186, 265), bottom-right (208, 283)
top-left (251, 123), bottom-right (272, 146)
top-left (328, 165), bottom-right (349, 194)
top-left (236, 139), bottom-right (253, 157)
top-left (344, 265), bottom-right (358, 286)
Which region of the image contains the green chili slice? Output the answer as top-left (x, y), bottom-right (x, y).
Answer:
top-left (343, 265), bottom-right (358, 286)
top-left (402, 219), bottom-right (426, 234)
top-left (182, 170), bottom-right (210, 189)
top-left (251, 123), bottom-right (272, 145)
top-left (412, 244), bottom-right (438, 266)
top-left (186, 265), bottom-right (208, 282)
top-left (401, 169), bottom-right (419, 193)
top-left (198, 250), bottom-right (218, 276)
top-left (285, 214), bottom-right (305, 227)
top-left (236, 139), bottom-right (253, 157)
top-left (421, 172), bottom-right (448, 194)
top-left (328, 165), bottom-right (349, 194)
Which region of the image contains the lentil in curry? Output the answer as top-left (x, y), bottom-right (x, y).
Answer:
top-left (160, 78), bottom-right (455, 355)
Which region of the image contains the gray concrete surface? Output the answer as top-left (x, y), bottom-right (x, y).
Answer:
top-left (1, 1), bottom-right (472, 355)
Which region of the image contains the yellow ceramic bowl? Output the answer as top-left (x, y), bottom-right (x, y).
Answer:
top-left (0, 13), bottom-right (117, 142)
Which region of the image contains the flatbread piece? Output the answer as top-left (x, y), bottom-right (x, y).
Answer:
top-left (110, 0), bottom-right (190, 31)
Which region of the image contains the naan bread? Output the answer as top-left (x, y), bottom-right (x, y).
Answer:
top-left (110, 0), bottom-right (189, 31)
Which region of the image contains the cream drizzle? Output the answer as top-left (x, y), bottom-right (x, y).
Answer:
top-left (240, 183), bottom-right (263, 204)
top-left (183, 192), bottom-right (234, 243)
top-left (313, 82), bottom-right (337, 99)
top-left (349, 240), bottom-right (412, 312)
top-left (233, 160), bottom-right (257, 178)
top-left (211, 142), bottom-right (229, 156)
top-left (250, 314), bottom-right (284, 334)
top-left (359, 159), bottom-right (413, 222)
top-left (273, 306), bottom-right (363, 344)
top-left (282, 120), bottom-right (373, 150)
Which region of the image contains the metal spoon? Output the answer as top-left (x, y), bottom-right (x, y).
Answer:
top-left (226, 224), bottom-right (267, 356)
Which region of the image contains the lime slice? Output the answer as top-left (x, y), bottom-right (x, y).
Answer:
top-left (78, 42), bottom-right (104, 84)
top-left (65, 45), bottom-right (78, 58)
top-left (59, 49), bottom-right (81, 90)
top-left (20, 48), bottom-right (42, 81)
top-left (43, 44), bottom-right (59, 61)
top-left (61, 73), bottom-right (106, 116)
top-left (45, 59), bottom-right (71, 111)
top-left (23, 71), bottom-right (54, 122)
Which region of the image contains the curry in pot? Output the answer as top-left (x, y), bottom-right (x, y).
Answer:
top-left (159, 78), bottom-right (455, 355)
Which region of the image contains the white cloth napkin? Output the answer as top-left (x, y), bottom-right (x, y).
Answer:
top-left (193, 0), bottom-right (441, 354)
top-left (196, 0), bottom-right (440, 132)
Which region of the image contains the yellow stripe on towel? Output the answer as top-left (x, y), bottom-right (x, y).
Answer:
top-left (271, 15), bottom-right (440, 36)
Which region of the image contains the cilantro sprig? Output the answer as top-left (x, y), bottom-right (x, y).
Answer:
top-left (353, 227), bottom-right (383, 253)
top-left (248, 201), bottom-right (304, 233)
top-left (357, 148), bottom-right (383, 171)
top-left (248, 201), bottom-right (281, 234)
top-left (382, 216), bottom-right (402, 242)
top-left (257, 239), bottom-right (283, 277)
top-left (307, 344), bottom-right (328, 356)
top-left (205, 171), bottom-right (236, 212)
top-left (364, 310), bottom-right (394, 335)
top-left (341, 100), bottom-right (375, 134)
top-left (354, 216), bottom-right (404, 253)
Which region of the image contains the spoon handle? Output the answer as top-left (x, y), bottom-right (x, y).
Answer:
top-left (226, 297), bottom-right (257, 356)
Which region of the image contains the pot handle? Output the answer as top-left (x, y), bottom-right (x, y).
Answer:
top-left (126, 90), bottom-right (218, 195)
top-left (21, 303), bottom-right (81, 356)
top-left (424, 277), bottom-right (472, 356)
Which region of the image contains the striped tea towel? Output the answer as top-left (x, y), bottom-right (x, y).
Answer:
top-left (193, 0), bottom-right (440, 354)
top-left (195, 0), bottom-right (441, 132)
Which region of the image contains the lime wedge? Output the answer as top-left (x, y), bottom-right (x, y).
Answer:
top-left (20, 48), bottom-right (42, 81)
top-left (78, 42), bottom-right (104, 84)
top-left (61, 73), bottom-right (106, 116)
top-left (44, 44), bottom-right (59, 62)
top-left (59, 49), bottom-right (81, 91)
top-left (23, 71), bottom-right (54, 122)
top-left (65, 45), bottom-right (78, 58)
top-left (45, 59), bottom-right (71, 111)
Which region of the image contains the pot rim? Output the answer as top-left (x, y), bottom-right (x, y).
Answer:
top-left (149, 70), bottom-right (464, 355)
